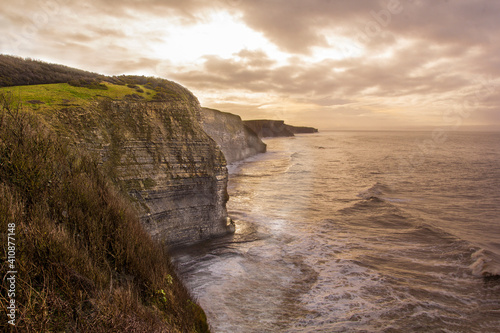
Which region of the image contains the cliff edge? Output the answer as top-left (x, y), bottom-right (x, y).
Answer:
top-left (286, 124), bottom-right (319, 134)
top-left (200, 107), bottom-right (267, 163)
top-left (243, 119), bottom-right (318, 138)
top-left (54, 98), bottom-right (234, 246)
top-left (0, 68), bottom-right (235, 246)
top-left (0, 91), bottom-right (211, 332)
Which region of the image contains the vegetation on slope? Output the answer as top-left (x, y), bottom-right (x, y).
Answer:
top-left (0, 55), bottom-right (102, 87)
top-left (0, 55), bottom-right (199, 108)
top-left (0, 92), bottom-right (209, 331)
top-left (1, 82), bottom-right (156, 110)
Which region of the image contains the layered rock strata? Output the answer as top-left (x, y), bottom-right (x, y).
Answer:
top-left (243, 120), bottom-right (319, 138)
top-left (243, 120), bottom-right (294, 138)
top-left (286, 125), bottom-right (319, 134)
top-left (46, 96), bottom-right (234, 245)
top-left (200, 107), bottom-right (266, 163)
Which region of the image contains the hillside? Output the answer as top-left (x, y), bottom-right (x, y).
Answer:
top-left (0, 93), bottom-right (209, 332)
top-left (0, 57), bottom-right (220, 331)
top-left (0, 55), bottom-right (198, 108)
top-left (0, 55), bottom-right (102, 87)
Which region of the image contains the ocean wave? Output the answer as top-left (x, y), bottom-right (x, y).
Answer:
top-left (357, 182), bottom-right (392, 199)
top-left (357, 182), bottom-right (408, 203)
top-left (470, 249), bottom-right (500, 277)
top-left (337, 196), bottom-right (389, 216)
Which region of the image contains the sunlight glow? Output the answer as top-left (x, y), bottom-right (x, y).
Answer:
top-left (150, 11), bottom-right (288, 65)
top-left (308, 30), bottom-right (365, 62)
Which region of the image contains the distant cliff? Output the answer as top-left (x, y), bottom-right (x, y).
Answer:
top-left (200, 107), bottom-right (266, 163)
top-left (243, 120), bottom-right (294, 137)
top-left (243, 120), bottom-right (318, 138)
top-left (286, 125), bottom-right (319, 134)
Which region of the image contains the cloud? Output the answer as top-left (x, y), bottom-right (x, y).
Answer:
top-left (171, 39), bottom-right (471, 103)
top-left (1, 0), bottom-right (499, 129)
top-left (232, 0), bottom-right (500, 54)
top-left (233, 0), bottom-right (384, 54)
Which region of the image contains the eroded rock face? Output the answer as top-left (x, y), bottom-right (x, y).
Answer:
top-left (49, 98), bottom-right (233, 245)
top-left (200, 108), bottom-right (266, 164)
top-left (243, 120), bottom-right (318, 138)
top-left (243, 120), bottom-right (294, 138)
top-left (286, 125), bottom-right (319, 134)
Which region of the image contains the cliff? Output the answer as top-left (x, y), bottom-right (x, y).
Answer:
top-left (49, 98), bottom-right (234, 246)
top-left (243, 120), bottom-right (294, 138)
top-left (286, 124), bottom-right (319, 134)
top-left (0, 67), bottom-right (235, 246)
top-left (200, 107), bottom-right (266, 163)
top-left (0, 93), bottom-right (210, 332)
top-left (243, 120), bottom-right (319, 138)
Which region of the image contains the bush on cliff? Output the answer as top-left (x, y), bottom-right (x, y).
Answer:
top-left (0, 92), bottom-right (209, 332)
top-left (68, 78), bottom-right (109, 90)
top-left (0, 55), bottom-right (102, 87)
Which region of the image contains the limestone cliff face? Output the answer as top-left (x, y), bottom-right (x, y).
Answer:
top-left (286, 125), bottom-right (319, 134)
top-left (200, 107), bottom-right (266, 163)
top-left (47, 96), bottom-right (233, 245)
top-left (243, 120), bottom-right (295, 138)
top-left (243, 120), bottom-right (318, 138)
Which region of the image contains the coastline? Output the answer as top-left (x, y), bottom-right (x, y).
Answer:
top-left (0, 57), bottom-right (319, 331)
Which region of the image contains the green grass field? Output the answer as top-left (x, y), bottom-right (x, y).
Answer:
top-left (0, 82), bottom-right (156, 111)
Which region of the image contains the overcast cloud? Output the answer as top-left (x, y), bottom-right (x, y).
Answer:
top-left (1, 0), bottom-right (499, 129)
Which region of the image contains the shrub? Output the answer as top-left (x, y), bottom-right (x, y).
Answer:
top-left (68, 78), bottom-right (108, 90)
top-left (124, 93), bottom-right (145, 100)
top-left (0, 55), bottom-right (103, 87)
top-left (153, 92), bottom-right (168, 101)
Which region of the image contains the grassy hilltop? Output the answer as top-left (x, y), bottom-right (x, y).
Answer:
top-left (5, 82), bottom-right (155, 108)
top-left (0, 55), bottom-right (196, 109)
top-left (0, 56), bottom-right (209, 332)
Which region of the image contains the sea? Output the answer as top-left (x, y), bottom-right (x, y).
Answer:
top-left (172, 131), bottom-right (500, 332)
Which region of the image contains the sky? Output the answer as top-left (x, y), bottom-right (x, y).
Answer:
top-left (1, 0), bottom-right (500, 130)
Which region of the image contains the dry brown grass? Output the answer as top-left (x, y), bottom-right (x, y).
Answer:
top-left (0, 92), bottom-right (209, 332)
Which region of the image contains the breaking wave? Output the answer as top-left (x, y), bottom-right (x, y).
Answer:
top-left (470, 249), bottom-right (500, 277)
